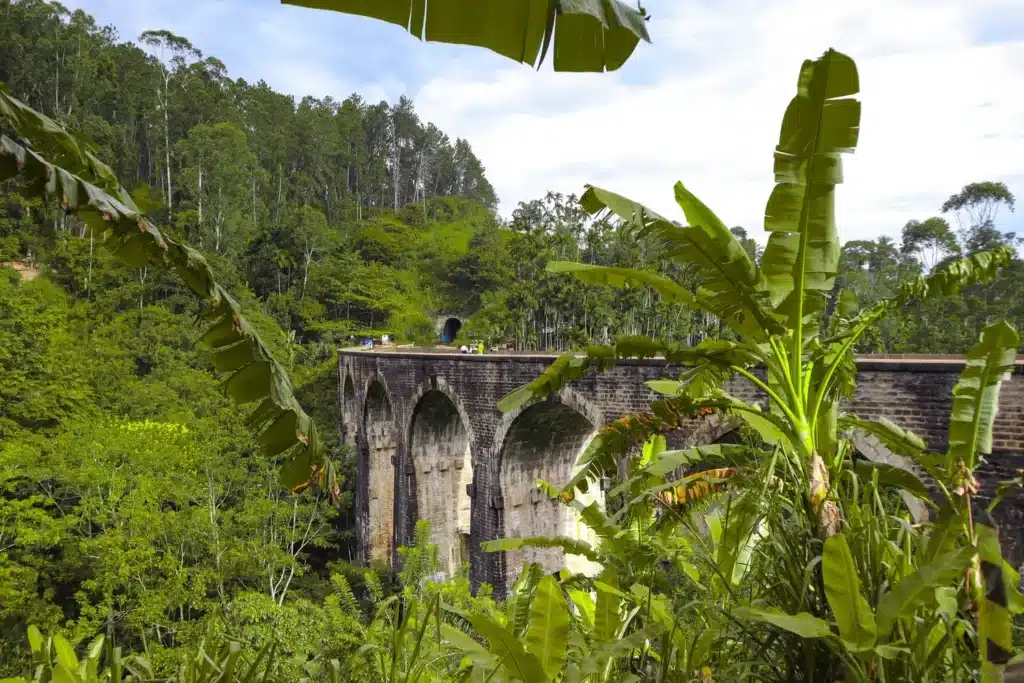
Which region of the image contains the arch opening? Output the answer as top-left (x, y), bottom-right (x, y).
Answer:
top-left (342, 375), bottom-right (357, 445)
top-left (409, 390), bottom-right (473, 576)
top-left (364, 380), bottom-right (396, 565)
top-left (499, 401), bottom-right (601, 582)
top-left (440, 318), bottom-right (462, 344)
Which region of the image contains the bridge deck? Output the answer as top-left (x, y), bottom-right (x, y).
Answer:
top-left (340, 346), bottom-right (1024, 372)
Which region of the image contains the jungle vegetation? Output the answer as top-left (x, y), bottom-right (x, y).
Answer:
top-left (1, 1), bottom-right (1023, 681)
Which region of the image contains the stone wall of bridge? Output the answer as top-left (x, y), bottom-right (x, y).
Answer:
top-left (338, 350), bottom-right (1024, 594)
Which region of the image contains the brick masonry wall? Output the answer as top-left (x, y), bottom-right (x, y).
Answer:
top-left (339, 351), bottom-right (1024, 594)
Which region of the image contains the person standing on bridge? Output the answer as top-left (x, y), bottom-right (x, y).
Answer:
top-left (477, 341), bottom-right (484, 355)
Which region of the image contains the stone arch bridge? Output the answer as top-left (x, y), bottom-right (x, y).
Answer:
top-left (338, 349), bottom-right (1024, 593)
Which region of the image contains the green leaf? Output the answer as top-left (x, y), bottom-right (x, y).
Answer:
top-left (224, 361), bottom-right (272, 404)
top-left (854, 460), bottom-right (931, 502)
top-left (283, 0), bottom-right (650, 72)
top-left (525, 575), bottom-right (570, 680)
top-left (480, 536), bottom-right (601, 564)
top-left (875, 546), bottom-right (975, 635)
top-left (594, 574), bottom-right (622, 644)
top-left (645, 444), bottom-right (752, 477)
top-left (26, 626), bottom-right (43, 654)
top-left (840, 415), bottom-right (927, 459)
top-left (52, 635), bottom-right (78, 673)
top-left (947, 321), bottom-right (1020, 470)
top-left (578, 184), bottom-right (780, 341)
top-left (448, 605), bottom-right (547, 682)
top-left (646, 380), bottom-right (681, 396)
top-left (977, 524), bottom-right (1018, 679)
top-left (732, 606), bottom-right (832, 639)
top-left (761, 49), bottom-right (860, 332)
top-left (822, 534), bottom-right (876, 650)
top-left (827, 247), bottom-right (1015, 355)
top-left (547, 261), bottom-right (695, 306)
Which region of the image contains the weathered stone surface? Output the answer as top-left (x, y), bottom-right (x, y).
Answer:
top-left (364, 379), bottom-right (396, 565)
top-left (408, 387), bottom-right (473, 575)
top-left (340, 351), bottom-right (1024, 594)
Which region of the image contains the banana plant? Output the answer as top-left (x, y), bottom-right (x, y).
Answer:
top-left (6, 625), bottom-right (294, 683)
top-left (0, 84), bottom-right (338, 502)
top-left (498, 49), bottom-right (1014, 538)
top-left (282, 0), bottom-right (651, 73)
top-left (730, 321), bottom-right (1023, 681)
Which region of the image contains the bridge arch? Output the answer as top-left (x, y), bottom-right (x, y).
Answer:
top-left (493, 388), bottom-right (604, 583)
top-left (363, 373), bottom-right (396, 565)
top-left (406, 378), bottom-right (475, 576)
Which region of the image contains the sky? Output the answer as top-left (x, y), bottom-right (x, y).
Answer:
top-left (66, 0), bottom-right (1024, 244)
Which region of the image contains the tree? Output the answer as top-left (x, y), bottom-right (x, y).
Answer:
top-left (942, 181), bottom-right (1019, 254)
top-left (287, 205), bottom-right (337, 298)
top-left (138, 30), bottom-right (202, 214)
top-left (178, 122), bottom-right (257, 255)
top-left (282, 0), bottom-right (652, 72)
top-left (900, 216), bottom-right (959, 271)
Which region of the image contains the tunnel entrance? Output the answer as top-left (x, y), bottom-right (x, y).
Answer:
top-left (364, 380), bottom-right (396, 565)
top-left (409, 390), bottom-right (473, 576)
top-left (440, 317), bottom-right (462, 344)
top-left (498, 401), bottom-right (601, 583)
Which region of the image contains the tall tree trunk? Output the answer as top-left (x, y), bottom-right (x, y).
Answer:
top-left (160, 71), bottom-right (173, 215)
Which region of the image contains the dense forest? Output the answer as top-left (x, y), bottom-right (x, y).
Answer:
top-left (2, 0), bottom-right (1024, 680)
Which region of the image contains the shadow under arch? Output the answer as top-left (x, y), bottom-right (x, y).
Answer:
top-left (363, 376), bottom-right (396, 565)
top-left (407, 388), bottom-right (474, 576)
top-left (341, 372), bottom-right (357, 445)
top-left (494, 391), bottom-right (604, 586)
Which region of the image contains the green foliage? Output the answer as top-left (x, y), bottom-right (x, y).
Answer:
top-left (496, 47), bottom-right (1022, 682)
top-left (284, 0), bottom-right (651, 73)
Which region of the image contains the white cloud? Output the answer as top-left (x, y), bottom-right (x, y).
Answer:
top-left (413, 0), bottom-right (1024, 243)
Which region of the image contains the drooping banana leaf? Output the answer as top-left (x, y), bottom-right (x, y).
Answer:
top-left (825, 247), bottom-right (1014, 349)
top-left (480, 536), bottom-right (601, 564)
top-left (946, 320), bottom-right (1019, 472)
top-left (577, 184), bottom-right (782, 342)
top-left (282, 0), bottom-right (651, 72)
top-left (760, 49), bottom-right (860, 339)
top-left (0, 86), bottom-right (337, 502)
top-left (546, 261), bottom-right (697, 306)
top-left (496, 334), bottom-right (673, 413)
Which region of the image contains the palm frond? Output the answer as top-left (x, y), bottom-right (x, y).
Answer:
top-left (0, 87), bottom-right (336, 501)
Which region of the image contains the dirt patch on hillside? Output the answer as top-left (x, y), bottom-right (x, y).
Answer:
top-left (1, 261), bottom-right (41, 281)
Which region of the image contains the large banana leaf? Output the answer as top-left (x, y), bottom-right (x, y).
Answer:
top-left (497, 334), bottom-right (676, 413)
top-left (480, 536), bottom-right (601, 564)
top-left (0, 86), bottom-right (337, 501)
top-left (826, 247), bottom-right (1014, 350)
top-left (874, 546), bottom-right (975, 636)
top-left (578, 184), bottom-right (781, 341)
top-left (760, 49), bottom-right (860, 334)
top-left (282, 0), bottom-right (650, 72)
top-left (546, 261), bottom-right (697, 306)
top-left (822, 533), bottom-right (876, 651)
top-left (525, 575), bottom-right (570, 680)
top-left (732, 606), bottom-right (832, 639)
top-left (946, 320), bottom-right (1020, 471)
